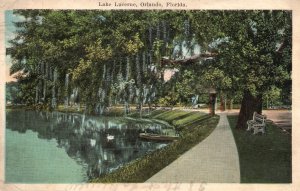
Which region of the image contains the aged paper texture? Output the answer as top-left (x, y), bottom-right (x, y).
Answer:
top-left (0, 0), bottom-right (299, 190)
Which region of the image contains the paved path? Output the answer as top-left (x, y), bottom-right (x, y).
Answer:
top-left (146, 113), bottom-right (240, 183)
top-left (262, 110), bottom-right (292, 133)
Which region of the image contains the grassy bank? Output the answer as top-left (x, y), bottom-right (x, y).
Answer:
top-left (91, 110), bottom-right (219, 183)
top-left (227, 115), bottom-right (291, 183)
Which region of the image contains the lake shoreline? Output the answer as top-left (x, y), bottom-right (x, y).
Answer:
top-left (90, 110), bottom-right (219, 183)
top-left (6, 106), bottom-right (219, 183)
top-left (5, 106), bottom-right (176, 183)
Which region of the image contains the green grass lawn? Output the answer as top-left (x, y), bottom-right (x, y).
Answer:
top-left (144, 109), bottom-right (165, 118)
top-left (91, 110), bottom-right (219, 183)
top-left (152, 110), bottom-right (194, 123)
top-left (227, 115), bottom-right (291, 183)
top-left (173, 112), bottom-right (206, 126)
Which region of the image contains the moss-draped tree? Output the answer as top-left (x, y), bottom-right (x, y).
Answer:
top-left (8, 10), bottom-right (291, 127)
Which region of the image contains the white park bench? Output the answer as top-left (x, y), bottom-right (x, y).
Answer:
top-left (247, 112), bottom-right (267, 134)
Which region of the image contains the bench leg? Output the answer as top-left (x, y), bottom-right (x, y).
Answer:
top-left (247, 124), bottom-right (252, 131)
top-left (253, 127), bottom-right (265, 135)
top-left (253, 127), bottom-right (258, 134)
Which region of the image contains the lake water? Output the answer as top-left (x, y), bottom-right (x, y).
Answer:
top-left (5, 110), bottom-right (170, 183)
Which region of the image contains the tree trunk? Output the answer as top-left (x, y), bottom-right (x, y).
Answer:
top-left (35, 85), bottom-right (39, 104)
top-left (220, 94), bottom-right (225, 111)
top-left (209, 93), bottom-right (216, 116)
top-left (43, 79), bottom-right (47, 103)
top-left (236, 91), bottom-right (263, 129)
top-left (230, 99), bottom-right (233, 110)
top-left (139, 102), bottom-right (143, 118)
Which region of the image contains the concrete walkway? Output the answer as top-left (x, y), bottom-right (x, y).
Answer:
top-left (146, 113), bottom-right (240, 183)
top-left (262, 110), bottom-right (292, 133)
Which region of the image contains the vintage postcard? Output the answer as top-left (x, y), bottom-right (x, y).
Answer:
top-left (0, 0), bottom-right (299, 191)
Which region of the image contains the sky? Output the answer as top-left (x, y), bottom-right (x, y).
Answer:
top-left (5, 10), bottom-right (24, 82)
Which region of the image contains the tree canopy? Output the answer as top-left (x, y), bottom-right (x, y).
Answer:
top-left (7, 10), bottom-right (291, 127)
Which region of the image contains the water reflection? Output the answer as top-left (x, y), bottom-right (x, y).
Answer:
top-left (6, 110), bottom-right (170, 180)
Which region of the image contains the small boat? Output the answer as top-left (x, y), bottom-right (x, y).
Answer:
top-left (107, 134), bottom-right (114, 141)
top-left (139, 133), bottom-right (179, 141)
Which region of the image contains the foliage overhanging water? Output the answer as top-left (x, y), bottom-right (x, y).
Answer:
top-left (5, 109), bottom-right (172, 183)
